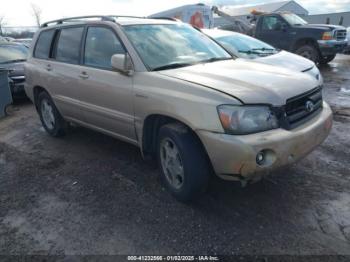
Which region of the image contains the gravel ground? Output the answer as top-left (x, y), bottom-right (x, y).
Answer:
top-left (0, 55), bottom-right (350, 257)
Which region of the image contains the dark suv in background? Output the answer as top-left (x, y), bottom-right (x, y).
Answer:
top-left (0, 42), bottom-right (28, 97)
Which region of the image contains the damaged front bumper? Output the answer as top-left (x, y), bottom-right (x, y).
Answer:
top-left (198, 102), bottom-right (333, 182)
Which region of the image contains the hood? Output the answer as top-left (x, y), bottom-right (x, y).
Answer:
top-left (158, 60), bottom-right (320, 105)
top-left (297, 24), bottom-right (346, 31)
top-left (1, 62), bottom-right (25, 77)
top-left (253, 51), bottom-right (315, 72)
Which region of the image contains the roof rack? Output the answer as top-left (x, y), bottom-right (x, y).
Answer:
top-left (107, 15), bottom-right (146, 19)
top-left (149, 17), bottom-right (179, 22)
top-left (41, 15), bottom-right (179, 28)
top-left (41, 15), bottom-right (116, 28)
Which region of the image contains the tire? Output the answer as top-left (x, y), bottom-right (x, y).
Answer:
top-left (157, 123), bottom-right (211, 202)
top-left (320, 54), bottom-right (336, 65)
top-left (295, 45), bottom-right (320, 63)
top-left (37, 91), bottom-right (66, 137)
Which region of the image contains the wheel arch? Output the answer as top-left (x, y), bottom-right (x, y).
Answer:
top-left (292, 38), bottom-right (320, 52)
top-left (141, 114), bottom-right (210, 162)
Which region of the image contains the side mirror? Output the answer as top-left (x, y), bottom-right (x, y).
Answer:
top-left (111, 53), bottom-right (133, 75)
top-left (281, 23), bottom-right (288, 31)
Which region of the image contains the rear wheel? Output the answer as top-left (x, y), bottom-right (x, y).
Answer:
top-left (157, 123), bottom-right (210, 202)
top-left (37, 91), bottom-right (66, 137)
top-left (295, 44), bottom-right (320, 63)
top-left (320, 54), bottom-right (336, 64)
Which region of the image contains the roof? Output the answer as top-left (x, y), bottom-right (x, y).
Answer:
top-left (219, 1), bottom-right (293, 17)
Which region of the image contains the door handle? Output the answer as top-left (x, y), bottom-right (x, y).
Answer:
top-left (79, 71), bottom-right (89, 79)
top-left (46, 64), bottom-right (52, 71)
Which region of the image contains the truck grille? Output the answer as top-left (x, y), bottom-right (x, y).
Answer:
top-left (282, 87), bottom-right (323, 129)
top-left (334, 30), bottom-right (347, 41)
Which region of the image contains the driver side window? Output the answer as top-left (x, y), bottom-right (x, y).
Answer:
top-left (84, 27), bottom-right (125, 69)
top-left (262, 16), bottom-right (282, 31)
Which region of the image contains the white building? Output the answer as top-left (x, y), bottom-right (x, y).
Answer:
top-left (305, 12), bottom-right (350, 27)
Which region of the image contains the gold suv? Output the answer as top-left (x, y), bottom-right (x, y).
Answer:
top-left (25, 16), bottom-right (333, 201)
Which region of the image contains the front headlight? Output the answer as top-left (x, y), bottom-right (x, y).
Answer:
top-left (322, 31), bottom-right (333, 40)
top-left (217, 105), bottom-right (279, 135)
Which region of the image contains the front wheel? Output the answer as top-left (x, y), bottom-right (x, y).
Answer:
top-left (37, 91), bottom-right (66, 137)
top-left (320, 54), bottom-right (336, 65)
top-left (295, 45), bottom-right (320, 63)
top-left (157, 123), bottom-right (211, 202)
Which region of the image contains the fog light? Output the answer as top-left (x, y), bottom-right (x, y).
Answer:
top-left (256, 151), bottom-right (265, 165)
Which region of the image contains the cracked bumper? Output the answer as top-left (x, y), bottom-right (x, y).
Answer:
top-left (198, 102), bottom-right (333, 181)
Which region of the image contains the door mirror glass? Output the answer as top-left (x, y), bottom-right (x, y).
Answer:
top-left (111, 54), bottom-right (133, 75)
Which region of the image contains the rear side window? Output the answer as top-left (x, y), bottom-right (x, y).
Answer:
top-left (34, 30), bottom-right (55, 59)
top-left (84, 27), bottom-right (125, 69)
top-left (55, 27), bottom-right (84, 64)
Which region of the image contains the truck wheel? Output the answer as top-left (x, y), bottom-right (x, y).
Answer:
top-left (157, 123), bottom-right (210, 202)
top-left (320, 54), bottom-right (336, 65)
top-left (37, 91), bottom-right (66, 137)
top-left (295, 45), bottom-right (320, 63)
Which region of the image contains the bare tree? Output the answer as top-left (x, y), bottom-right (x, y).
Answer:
top-left (31, 3), bottom-right (42, 27)
top-left (0, 15), bottom-right (6, 36)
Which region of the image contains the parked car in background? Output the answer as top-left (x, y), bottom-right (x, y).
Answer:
top-left (203, 29), bottom-right (321, 80)
top-left (0, 36), bottom-right (8, 42)
top-left (0, 42), bottom-right (28, 97)
top-left (13, 38), bottom-right (32, 48)
top-left (3, 36), bottom-right (15, 42)
top-left (25, 16), bottom-right (332, 201)
top-left (217, 12), bottom-right (347, 64)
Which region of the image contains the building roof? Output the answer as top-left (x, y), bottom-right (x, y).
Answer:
top-left (220, 0), bottom-right (299, 17)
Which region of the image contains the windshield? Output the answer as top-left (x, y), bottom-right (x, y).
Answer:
top-left (282, 13), bottom-right (308, 26)
top-left (123, 24), bottom-right (232, 71)
top-left (0, 44), bottom-right (28, 64)
top-left (215, 33), bottom-right (277, 59)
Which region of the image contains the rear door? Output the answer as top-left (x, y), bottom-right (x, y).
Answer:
top-left (77, 26), bottom-right (136, 143)
top-left (48, 26), bottom-right (86, 121)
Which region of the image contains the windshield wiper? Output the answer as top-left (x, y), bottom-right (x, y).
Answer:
top-left (151, 57), bottom-right (232, 71)
top-left (238, 50), bottom-right (262, 55)
top-left (152, 62), bottom-right (195, 71)
top-left (252, 48), bottom-right (275, 52)
top-left (197, 57), bottom-right (232, 64)
top-left (0, 59), bottom-right (26, 64)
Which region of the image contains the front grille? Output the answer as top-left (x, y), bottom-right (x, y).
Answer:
top-left (282, 87), bottom-right (323, 129)
top-left (334, 30), bottom-right (347, 41)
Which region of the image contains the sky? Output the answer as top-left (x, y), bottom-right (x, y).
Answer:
top-left (1, 0), bottom-right (350, 27)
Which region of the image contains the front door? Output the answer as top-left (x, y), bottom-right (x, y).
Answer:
top-left (256, 15), bottom-right (291, 50)
top-left (77, 26), bottom-right (136, 142)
